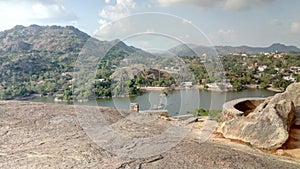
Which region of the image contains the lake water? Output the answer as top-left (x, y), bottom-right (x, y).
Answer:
top-left (28, 88), bottom-right (277, 117)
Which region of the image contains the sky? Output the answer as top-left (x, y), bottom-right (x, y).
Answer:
top-left (0, 0), bottom-right (300, 50)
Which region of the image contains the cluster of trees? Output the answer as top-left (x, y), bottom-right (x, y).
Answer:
top-left (0, 50), bottom-right (75, 100)
top-left (1, 46), bottom-right (300, 101)
top-left (221, 54), bottom-right (299, 90)
top-left (181, 53), bottom-right (300, 91)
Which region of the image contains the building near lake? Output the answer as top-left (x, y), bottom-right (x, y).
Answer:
top-left (180, 82), bottom-right (193, 88)
top-left (206, 82), bottom-right (234, 91)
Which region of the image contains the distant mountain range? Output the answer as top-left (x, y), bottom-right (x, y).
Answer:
top-left (169, 43), bottom-right (300, 56)
top-left (1, 24), bottom-right (299, 56)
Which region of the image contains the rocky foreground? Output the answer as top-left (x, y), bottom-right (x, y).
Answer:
top-left (220, 82), bottom-right (300, 159)
top-left (1, 101), bottom-right (300, 169)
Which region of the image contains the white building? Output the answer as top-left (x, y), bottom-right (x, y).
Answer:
top-left (181, 82), bottom-right (193, 88)
top-left (258, 65), bottom-right (268, 72)
top-left (283, 76), bottom-right (296, 82)
top-left (290, 67), bottom-right (300, 74)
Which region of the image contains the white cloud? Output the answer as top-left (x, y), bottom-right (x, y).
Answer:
top-left (208, 29), bottom-right (237, 45)
top-left (99, 0), bottom-right (136, 21)
top-left (32, 3), bottom-right (73, 20)
top-left (217, 29), bottom-right (235, 35)
top-left (157, 0), bottom-right (221, 9)
top-left (291, 22), bottom-right (300, 33)
top-left (96, 0), bottom-right (137, 36)
top-left (158, 0), bottom-right (185, 7)
top-left (271, 19), bottom-right (283, 26)
top-left (157, 0), bottom-right (276, 11)
top-left (32, 3), bottom-right (51, 19)
top-left (223, 0), bottom-right (251, 11)
top-left (0, 0), bottom-right (77, 31)
top-left (95, 13), bottom-right (213, 48)
top-left (224, 0), bottom-right (276, 11)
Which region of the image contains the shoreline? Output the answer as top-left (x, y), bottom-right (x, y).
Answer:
top-left (267, 87), bottom-right (284, 92)
top-left (140, 86), bottom-right (168, 91)
top-left (246, 84), bottom-right (283, 93)
top-left (14, 85), bottom-right (279, 102)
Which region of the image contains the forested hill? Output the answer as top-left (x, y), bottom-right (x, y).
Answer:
top-left (0, 25), bottom-right (146, 99)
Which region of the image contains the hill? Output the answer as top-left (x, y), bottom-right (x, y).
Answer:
top-left (0, 25), bottom-right (89, 52)
top-left (0, 25), bottom-right (151, 99)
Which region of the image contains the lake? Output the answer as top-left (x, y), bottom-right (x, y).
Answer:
top-left (28, 88), bottom-right (277, 117)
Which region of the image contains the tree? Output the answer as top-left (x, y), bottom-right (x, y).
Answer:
top-left (63, 87), bottom-right (73, 101)
top-left (259, 82), bottom-right (268, 89)
top-left (36, 83), bottom-right (47, 96)
top-left (259, 74), bottom-right (272, 86)
top-left (245, 71), bottom-right (255, 84)
top-left (128, 79), bottom-right (140, 95)
top-left (45, 81), bottom-right (57, 94)
top-left (83, 90), bottom-right (92, 99)
top-left (0, 89), bottom-right (11, 100)
top-left (232, 79), bottom-right (243, 91)
top-left (136, 77), bottom-right (145, 86)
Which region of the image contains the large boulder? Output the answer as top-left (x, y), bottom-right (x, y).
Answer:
top-left (220, 82), bottom-right (300, 150)
top-left (285, 83), bottom-right (300, 125)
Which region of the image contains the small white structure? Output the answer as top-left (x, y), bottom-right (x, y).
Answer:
top-left (283, 76), bottom-right (296, 82)
top-left (290, 66), bottom-right (300, 74)
top-left (95, 79), bottom-right (105, 82)
top-left (181, 82), bottom-right (193, 88)
top-left (258, 65), bottom-right (268, 72)
top-left (206, 82), bottom-right (234, 91)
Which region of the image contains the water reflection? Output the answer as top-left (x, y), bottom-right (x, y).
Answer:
top-left (28, 89), bottom-right (277, 117)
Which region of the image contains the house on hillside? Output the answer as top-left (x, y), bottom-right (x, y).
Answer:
top-left (290, 67), bottom-right (300, 74)
top-left (95, 79), bottom-right (105, 82)
top-left (273, 54), bottom-right (283, 58)
top-left (248, 64), bottom-right (254, 70)
top-left (283, 76), bottom-right (296, 82)
top-left (258, 65), bottom-right (268, 72)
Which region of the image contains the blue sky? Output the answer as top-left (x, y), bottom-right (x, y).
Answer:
top-left (0, 0), bottom-right (300, 50)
